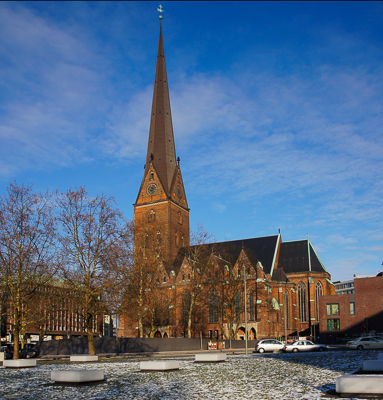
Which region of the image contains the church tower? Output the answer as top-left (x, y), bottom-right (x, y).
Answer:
top-left (134, 22), bottom-right (190, 263)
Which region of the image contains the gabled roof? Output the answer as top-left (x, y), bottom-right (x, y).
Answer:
top-left (278, 240), bottom-right (327, 274)
top-left (171, 235), bottom-right (280, 276)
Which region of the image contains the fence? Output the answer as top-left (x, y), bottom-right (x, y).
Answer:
top-left (35, 337), bottom-right (258, 356)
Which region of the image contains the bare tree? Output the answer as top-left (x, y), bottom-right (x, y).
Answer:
top-left (122, 221), bottom-right (167, 338)
top-left (208, 248), bottom-right (247, 341)
top-left (181, 224), bottom-right (215, 338)
top-left (0, 182), bottom-right (58, 359)
top-left (56, 186), bottom-right (129, 355)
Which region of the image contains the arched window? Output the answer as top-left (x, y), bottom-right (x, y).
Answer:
top-left (284, 291), bottom-right (289, 329)
top-left (209, 289), bottom-right (218, 323)
top-left (149, 210), bottom-right (155, 222)
top-left (235, 292), bottom-right (240, 322)
top-left (315, 281), bottom-right (323, 321)
top-left (298, 282), bottom-right (307, 323)
top-left (178, 211), bottom-right (182, 224)
top-left (164, 297), bottom-right (169, 325)
top-left (182, 290), bottom-right (191, 325)
top-left (175, 232), bottom-right (179, 247)
top-left (249, 290), bottom-right (254, 321)
top-left (157, 230), bottom-right (161, 245)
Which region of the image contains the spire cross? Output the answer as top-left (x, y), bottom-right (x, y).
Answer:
top-left (157, 4), bottom-right (164, 19)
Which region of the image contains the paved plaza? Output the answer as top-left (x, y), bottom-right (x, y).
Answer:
top-left (0, 350), bottom-right (378, 399)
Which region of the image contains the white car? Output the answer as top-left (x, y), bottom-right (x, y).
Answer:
top-left (346, 337), bottom-right (383, 350)
top-left (283, 340), bottom-right (327, 352)
top-left (255, 339), bottom-right (284, 353)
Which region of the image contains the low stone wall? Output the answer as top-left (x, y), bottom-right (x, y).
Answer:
top-left (35, 337), bottom-right (257, 356)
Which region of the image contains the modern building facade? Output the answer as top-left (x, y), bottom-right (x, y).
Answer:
top-left (319, 274), bottom-right (383, 343)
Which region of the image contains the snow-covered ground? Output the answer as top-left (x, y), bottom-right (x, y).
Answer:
top-left (0, 350), bottom-right (379, 399)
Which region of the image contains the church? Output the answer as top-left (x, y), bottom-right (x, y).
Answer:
top-left (117, 22), bottom-right (335, 341)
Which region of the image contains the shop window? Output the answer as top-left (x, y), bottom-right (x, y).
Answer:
top-left (327, 319), bottom-right (340, 330)
top-left (326, 304), bottom-right (340, 316)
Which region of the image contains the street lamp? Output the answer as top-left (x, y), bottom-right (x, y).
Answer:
top-left (243, 265), bottom-right (247, 356)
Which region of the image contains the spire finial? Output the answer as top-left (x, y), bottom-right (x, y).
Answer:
top-left (157, 4), bottom-right (164, 20)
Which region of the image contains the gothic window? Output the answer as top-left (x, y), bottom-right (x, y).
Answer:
top-left (164, 297), bottom-right (169, 325)
top-left (149, 210), bottom-right (155, 222)
top-left (298, 282), bottom-right (307, 323)
top-left (157, 230), bottom-right (161, 245)
top-left (150, 172), bottom-right (154, 180)
top-left (209, 289), bottom-right (218, 323)
top-left (178, 211), bottom-right (182, 224)
top-left (182, 290), bottom-right (191, 325)
top-left (175, 232), bottom-right (179, 247)
top-left (249, 290), bottom-right (255, 321)
top-left (284, 291), bottom-right (289, 329)
top-left (235, 292), bottom-right (240, 322)
top-left (315, 281), bottom-right (323, 321)
top-left (181, 235), bottom-right (184, 247)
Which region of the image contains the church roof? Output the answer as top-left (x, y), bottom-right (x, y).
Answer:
top-left (172, 235), bottom-right (280, 276)
top-left (143, 23), bottom-right (177, 195)
top-left (278, 240), bottom-right (328, 274)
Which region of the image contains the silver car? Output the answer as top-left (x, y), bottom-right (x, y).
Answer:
top-left (346, 337), bottom-right (383, 350)
top-left (255, 339), bottom-right (284, 353)
top-left (283, 340), bottom-right (327, 352)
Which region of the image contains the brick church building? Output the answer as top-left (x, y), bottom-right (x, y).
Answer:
top-left (118, 22), bottom-right (335, 341)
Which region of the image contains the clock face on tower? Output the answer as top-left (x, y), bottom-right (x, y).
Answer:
top-left (147, 184), bottom-right (157, 195)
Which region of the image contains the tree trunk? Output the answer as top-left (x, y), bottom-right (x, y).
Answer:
top-left (188, 294), bottom-right (196, 338)
top-left (87, 314), bottom-right (96, 355)
top-left (138, 313), bottom-right (143, 338)
top-left (13, 324), bottom-right (20, 360)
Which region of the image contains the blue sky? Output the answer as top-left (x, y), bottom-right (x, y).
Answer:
top-left (1, 1), bottom-right (382, 281)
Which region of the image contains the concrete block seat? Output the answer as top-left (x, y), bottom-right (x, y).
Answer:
top-left (51, 370), bottom-right (104, 383)
top-left (3, 359), bottom-right (37, 368)
top-left (336, 374), bottom-right (383, 395)
top-left (363, 360), bottom-right (383, 372)
top-left (378, 353), bottom-right (383, 360)
top-left (140, 361), bottom-right (179, 371)
top-left (195, 353), bottom-right (227, 363)
top-left (70, 355), bottom-right (99, 362)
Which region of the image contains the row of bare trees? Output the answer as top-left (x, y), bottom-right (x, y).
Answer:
top-left (121, 219), bottom-right (254, 341)
top-left (0, 182), bottom-right (133, 358)
top-left (0, 182), bottom-right (260, 357)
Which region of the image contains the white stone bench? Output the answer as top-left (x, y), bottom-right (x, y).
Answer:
top-left (70, 355), bottom-right (99, 362)
top-left (140, 361), bottom-right (179, 371)
top-left (51, 370), bottom-right (104, 383)
top-left (378, 353), bottom-right (383, 359)
top-left (3, 359), bottom-right (37, 368)
top-left (363, 360), bottom-right (383, 371)
top-left (195, 353), bottom-right (227, 362)
top-left (337, 374), bottom-right (383, 394)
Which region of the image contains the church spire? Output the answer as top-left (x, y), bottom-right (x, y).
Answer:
top-left (144, 22), bottom-right (176, 195)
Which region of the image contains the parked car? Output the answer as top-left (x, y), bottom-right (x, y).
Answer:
top-left (0, 346), bottom-right (12, 359)
top-left (283, 340), bottom-right (327, 352)
top-left (255, 339), bottom-right (284, 353)
top-left (346, 337), bottom-right (383, 350)
top-left (19, 348), bottom-right (39, 359)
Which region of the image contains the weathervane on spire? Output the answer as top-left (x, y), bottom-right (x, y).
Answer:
top-left (157, 4), bottom-right (164, 20)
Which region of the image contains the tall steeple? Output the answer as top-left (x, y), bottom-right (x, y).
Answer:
top-left (144, 22), bottom-right (176, 195)
top-left (134, 20), bottom-right (189, 263)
